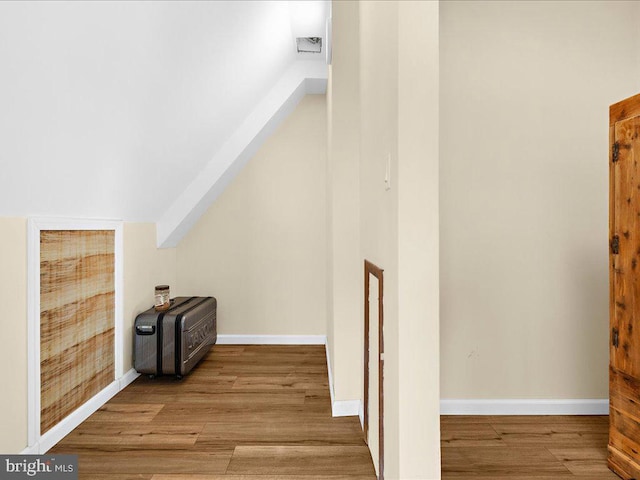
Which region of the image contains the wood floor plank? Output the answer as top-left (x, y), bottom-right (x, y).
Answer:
top-left (489, 419), bottom-right (609, 450)
top-left (111, 390), bottom-right (307, 406)
top-left (197, 418), bottom-right (365, 446)
top-left (561, 460), bottom-right (620, 477)
top-left (204, 346), bottom-right (245, 356)
top-left (498, 432), bottom-right (609, 448)
top-left (80, 475), bottom-right (152, 480)
top-left (152, 476), bottom-right (376, 480)
top-left (231, 374), bottom-right (329, 390)
top-left (303, 390), bottom-right (333, 414)
top-left (226, 446), bottom-right (376, 476)
top-left (549, 447), bottom-right (620, 477)
top-left (74, 450), bottom-right (232, 475)
top-left (50, 444), bottom-right (234, 455)
top-left (57, 424), bottom-right (204, 449)
top-left (440, 415), bottom-right (494, 425)
top-left (444, 477), bottom-right (615, 480)
top-left (217, 364), bottom-right (329, 375)
top-left (441, 445), bottom-right (571, 475)
top-left (126, 376), bottom-right (238, 393)
top-left (440, 423), bottom-right (507, 447)
top-left (489, 415), bottom-right (608, 425)
top-left (441, 415), bottom-right (616, 479)
top-left (492, 422), bottom-right (607, 435)
top-left (211, 354), bottom-right (326, 367)
top-left (48, 346), bottom-right (618, 479)
top-left (152, 403), bottom-right (331, 424)
top-left (240, 345), bottom-right (327, 355)
top-left (549, 446), bottom-right (610, 461)
top-left (51, 345), bottom-right (374, 478)
top-left (82, 403), bottom-right (164, 423)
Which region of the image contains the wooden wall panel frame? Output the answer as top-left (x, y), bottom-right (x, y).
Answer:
top-left (364, 259), bottom-right (384, 480)
top-left (27, 218), bottom-right (123, 453)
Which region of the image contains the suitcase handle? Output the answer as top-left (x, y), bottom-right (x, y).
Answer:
top-left (136, 325), bottom-right (156, 335)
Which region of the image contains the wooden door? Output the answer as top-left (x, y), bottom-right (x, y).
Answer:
top-left (609, 92), bottom-right (640, 479)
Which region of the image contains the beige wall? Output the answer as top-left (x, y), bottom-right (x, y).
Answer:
top-left (176, 95), bottom-right (327, 336)
top-left (397, 2), bottom-right (440, 476)
top-left (326, 0), bottom-right (363, 402)
top-left (123, 223), bottom-right (177, 372)
top-left (358, 1), bottom-right (400, 476)
top-left (440, 0), bottom-right (640, 399)
top-left (360, 1), bottom-right (401, 479)
top-left (329, 1), bottom-right (441, 478)
top-left (0, 218), bottom-right (27, 453)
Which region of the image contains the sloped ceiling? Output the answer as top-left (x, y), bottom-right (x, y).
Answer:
top-left (0, 1), bottom-right (328, 243)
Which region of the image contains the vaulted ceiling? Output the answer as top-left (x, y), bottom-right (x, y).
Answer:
top-left (0, 1), bottom-right (328, 246)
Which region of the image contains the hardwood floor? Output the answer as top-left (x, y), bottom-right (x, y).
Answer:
top-left (49, 345), bottom-right (376, 480)
top-left (441, 415), bottom-right (619, 479)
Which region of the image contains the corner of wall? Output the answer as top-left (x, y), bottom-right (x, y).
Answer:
top-left (123, 222), bottom-right (177, 372)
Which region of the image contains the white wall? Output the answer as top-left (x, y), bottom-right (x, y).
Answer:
top-left (0, 218), bottom-right (28, 453)
top-left (440, 0), bottom-right (640, 400)
top-left (0, 1), bottom-right (297, 222)
top-left (176, 95), bottom-right (327, 336)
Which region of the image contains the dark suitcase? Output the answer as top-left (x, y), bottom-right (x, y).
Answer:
top-left (134, 296), bottom-right (217, 378)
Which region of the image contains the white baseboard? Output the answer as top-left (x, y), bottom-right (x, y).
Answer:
top-left (332, 399), bottom-right (361, 417)
top-left (217, 334), bottom-right (326, 345)
top-left (118, 368), bottom-right (140, 389)
top-left (325, 339), bottom-right (336, 406)
top-left (20, 444), bottom-right (39, 454)
top-left (23, 368), bottom-right (140, 454)
top-left (323, 339), bottom-right (361, 418)
top-left (440, 399), bottom-right (609, 416)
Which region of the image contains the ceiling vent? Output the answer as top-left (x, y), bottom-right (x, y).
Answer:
top-left (296, 37), bottom-right (322, 54)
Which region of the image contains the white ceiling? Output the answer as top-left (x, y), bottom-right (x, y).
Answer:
top-left (0, 1), bottom-right (328, 225)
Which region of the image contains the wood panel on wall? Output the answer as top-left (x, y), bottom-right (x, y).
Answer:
top-left (40, 230), bottom-right (115, 434)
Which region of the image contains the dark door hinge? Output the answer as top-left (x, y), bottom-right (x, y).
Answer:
top-left (613, 327), bottom-right (619, 348)
top-left (611, 235), bottom-right (620, 255)
top-left (613, 142), bottom-right (620, 163)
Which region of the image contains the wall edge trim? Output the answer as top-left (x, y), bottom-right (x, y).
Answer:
top-left (440, 399), bottom-right (609, 415)
top-left (324, 336), bottom-right (361, 418)
top-left (157, 60), bottom-right (328, 248)
top-left (325, 338), bottom-right (336, 406)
